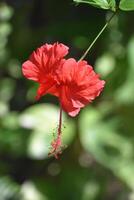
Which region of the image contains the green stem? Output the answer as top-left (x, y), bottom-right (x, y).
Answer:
top-left (79, 12), bottom-right (117, 61)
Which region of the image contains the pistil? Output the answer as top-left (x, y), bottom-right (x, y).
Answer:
top-left (49, 105), bottom-right (63, 159)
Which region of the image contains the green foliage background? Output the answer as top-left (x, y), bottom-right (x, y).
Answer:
top-left (0, 0), bottom-right (134, 199)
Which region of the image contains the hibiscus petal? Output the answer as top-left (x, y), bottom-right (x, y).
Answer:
top-left (36, 79), bottom-right (59, 100)
top-left (23, 42), bottom-right (69, 83)
top-left (68, 108), bottom-right (80, 117)
top-left (71, 98), bottom-right (88, 108)
top-left (60, 86), bottom-right (81, 117)
top-left (22, 60), bottom-right (39, 82)
top-left (44, 43), bottom-right (69, 71)
top-left (58, 58), bottom-right (77, 83)
top-left (58, 58), bottom-right (105, 117)
top-left (53, 43), bottom-right (69, 59)
top-left (71, 79), bottom-right (105, 108)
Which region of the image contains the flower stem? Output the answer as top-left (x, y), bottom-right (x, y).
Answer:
top-left (79, 12), bottom-right (117, 61)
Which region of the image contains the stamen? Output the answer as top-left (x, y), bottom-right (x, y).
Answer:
top-left (49, 105), bottom-right (63, 159)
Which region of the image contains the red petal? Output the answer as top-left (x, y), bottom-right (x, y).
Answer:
top-left (22, 42), bottom-right (69, 83)
top-left (60, 86), bottom-right (80, 117)
top-left (36, 79), bottom-right (59, 100)
top-left (22, 60), bottom-right (39, 82)
top-left (53, 43), bottom-right (69, 59)
top-left (57, 58), bottom-right (77, 83)
top-left (58, 59), bottom-right (105, 116)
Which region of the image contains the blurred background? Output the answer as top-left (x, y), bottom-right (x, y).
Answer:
top-left (0, 0), bottom-right (134, 199)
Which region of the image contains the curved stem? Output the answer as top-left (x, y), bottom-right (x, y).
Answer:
top-left (79, 12), bottom-right (117, 61)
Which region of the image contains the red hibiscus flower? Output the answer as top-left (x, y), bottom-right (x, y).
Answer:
top-left (22, 42), bottom-right (105, 158)
top-left (22, 42), bottom-right (69, 100)
top-left (56, 58), bottom-right (105, 117)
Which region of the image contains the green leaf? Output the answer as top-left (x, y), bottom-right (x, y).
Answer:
top-left (73, 0), bottom-right (116, 11)
top-left (119, 0), bottom-right (134, 11)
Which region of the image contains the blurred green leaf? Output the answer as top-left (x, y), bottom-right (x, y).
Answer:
top-left (8, 59), bottom-right (22, 78)
top-left (0, 128), bottom-right (29, 156)
top-left (34, 166), bottom-right (101, 200)
top-left (0, 78), bottom-right (15, 102)
top-left (0, 37), bottom-right (7, 49)
top-left (95, 53), bottom-right (115, 77)
top-left (81, 181), bottom-right (100, 200)
top-left (0, 101), bottom-right (8, 117)
top-left (119, 0), bottom-right (134, 11)
top-left (79, 107), bottom-right (134, 189)
top-left (0, 176), bottom-right (20, 200)
top-left (128, 37), bottom-right (134, 69)
top-left (0, 23), bottom-right (12, 37)
top-left (2, 112), bottom-right (19, 130)
top-left (20, 181), bottom-right (46, 200)
top-left (20, 104), bottom-right (76, 159)
top-left (73, 0), bottom-right (116, 11)
top-left (0, 3), bottom-right (13, 21)
top-left (0, 48), bottom-right (8, 63)
top-left (115, 37), bottom-right (134, 104)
